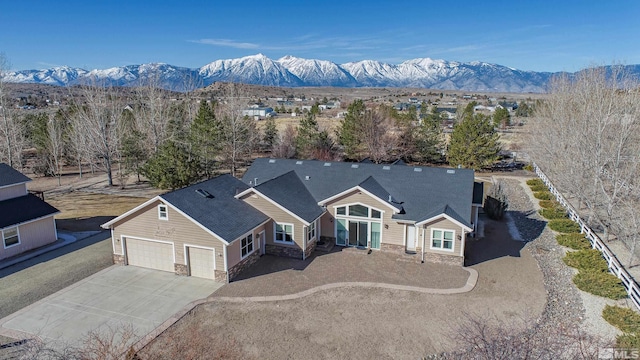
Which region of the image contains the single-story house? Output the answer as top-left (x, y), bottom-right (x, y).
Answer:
top-left (101, 159), bottom-right (481, 282)
top-left (0, 163), bottom-right (59, 260)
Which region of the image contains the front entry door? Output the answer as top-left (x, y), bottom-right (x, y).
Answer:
top-left (259, 231), bottom-right (266, 255)
top-left (406, 225), bottom-right (416, 251)
top-left (337, 219), bottom-right (347, 246)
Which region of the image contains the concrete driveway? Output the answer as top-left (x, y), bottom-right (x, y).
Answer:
top-left (0, 265), bottom-right (221, 345)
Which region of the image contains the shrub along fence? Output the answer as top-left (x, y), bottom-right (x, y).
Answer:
top-left (534, 163), bottom-right (640, 311)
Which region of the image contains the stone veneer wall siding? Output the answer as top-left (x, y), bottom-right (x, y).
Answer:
top-left (174, 263), bottom-right (188, 276)
top-left (113, 254), bottom-right (125, 265)
top-left (215, 270), bottom-right (227, 283)
top-left (304, 240), bottom-right (317, 258)
top-left (265, 243), bottom-right (303, 259)
top-left (228, 250), bottom-right (261, 281)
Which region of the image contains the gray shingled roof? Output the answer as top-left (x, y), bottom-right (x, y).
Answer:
top-left (161, 175), bottom-right (269, 243)
top-left (254, 171), bottom-right (323, 223)
top-left (243, 158), bottom-right (474, 228)
top-left (0, 194), bottom-right (59, 229)
top-left (0, 163), bottom-right (31, 188)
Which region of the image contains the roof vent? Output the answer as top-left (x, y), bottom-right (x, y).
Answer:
top-left (447, 169), bottom-right (456, 174)
top-left (382, 166), bottom-right (391, 170)
top-left (388, 195), bottom-right (393, 202)
top-left (195, 189), bottom-right (213, 198)
top-left (305, 175), bottom-right (311, 180)
top-left (324, 162), bottom-right (331, 167)
top-left (414, 167), bottom-right (422, 172)
top-left (351, 164), bottom-right (359, 169)
top-left (269, 159), bottom-right (276, 163)
top-left (296, 161), bottom-right (303, 165)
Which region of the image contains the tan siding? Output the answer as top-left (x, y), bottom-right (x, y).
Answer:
top-left (112, 200), bottom-right (226, 271)
top-left (240, 193), bottom-right (304, 251)
top-left (0, 183), bottom-right (27, 201)
top-left (227, 223), bottom-right (266, 269)
top-left (319, 212), bottom-right (333, 237)
top-left (422, 218), bottom-right (464, 256)
top-left (0, 216), bottom-right (57, 260)
top-left (324, 190), bottom-right (404, 246)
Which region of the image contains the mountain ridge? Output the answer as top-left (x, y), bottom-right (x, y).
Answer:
top-left (3, 54), bottom-right (638, 93)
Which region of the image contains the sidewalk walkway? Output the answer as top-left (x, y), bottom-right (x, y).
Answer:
top-left (0, 230), bottom-right (104, 271)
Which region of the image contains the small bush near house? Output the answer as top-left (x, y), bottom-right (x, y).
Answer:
top-left (573, 270), bottom-right (627, 300)
top-left (529, 184), bottom-right (548, 192)
top-left (548, 219), bottom-right (581, 233)
top-left (557, 233), bottom-right (592, 250)
top-left (539, 207), bottom-right (568, 220)
top-left (616, 333), bottom-right (640, 348)
top-left (534, 191), bottom-right (553, 200)
top-left (602, 305), bottom-right (640, 333)
top-left (539, 200), bottom-right (561, 209)
top-left (526, 178), bottom-right (544, 187)
top-left (563, 249), bottom-right (609, 272)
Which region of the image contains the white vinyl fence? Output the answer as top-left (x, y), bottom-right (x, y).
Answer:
top-left (534, 163), bottom-right (640, 311)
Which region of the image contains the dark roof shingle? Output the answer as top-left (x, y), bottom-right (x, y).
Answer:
top-left (243, 158), bottom-right (474, 228)
top-left (0, 194), bottom-right (59, 228)
top-left (160, 175), bottom-right (269, 242)
top-left (254, 171), bottom-right (323, 223)
top-left (0, 163), bottom-right (31, 187)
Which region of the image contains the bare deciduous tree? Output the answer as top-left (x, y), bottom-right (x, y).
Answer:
top-left (528, 66), bottom-right (640, 256)
top-left (0, 54), bottom-right (26, 169)
top-left (215, 84), bottom-right (258, 177)
top-left (70, 81), bottom-right (123, 186)
top-left (134, 69), bottom-right (172, 154)
top-left (271, 124), bottom-right (297, 159)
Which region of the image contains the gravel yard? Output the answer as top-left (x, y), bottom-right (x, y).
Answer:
top-left (502, 177), bottom-right (621, 342)
top-left (0, 232), bottom-right (112, 321)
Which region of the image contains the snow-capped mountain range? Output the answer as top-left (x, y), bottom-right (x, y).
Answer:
top-left (3, 54), bottom-right (638, 93)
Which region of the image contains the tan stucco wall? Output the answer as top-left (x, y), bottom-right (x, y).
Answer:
top-left (0, 216), bottom-right (57, 260)
top-left (110, 199), bottom-right (227, 272)
top-left (0, 183), bottom-right (27, 201)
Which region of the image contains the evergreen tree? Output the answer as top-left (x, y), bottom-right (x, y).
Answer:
top-left (448, 103), bottom-right (501, 170)
top-left (262, 117), bottom-right (278, 152)
top-left (295, 112), bottom-right (320, 159)
top-left (414, 106), bottom-right (443, 163)
top-left (141, 140), bottom-right (200, 190)
top-left (493, 107), bottom-right (511, 129)
top-left (337, 99), bottom-right (366, 160)
top-left (190, 101), bottom-right (220, 178)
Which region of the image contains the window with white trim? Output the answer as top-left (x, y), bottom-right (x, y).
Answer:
top-left (241, 233), bottom-right (254, 258)
top-left (307, 220), bottom-right (316, 243)
top-left (431, 229), bottom-right (454, 251)
top-left (158, 205), bottom-right (168, 220)
top-left (275, 223), bottom-right (294, 243)
top-left (3, 227), bottom-right (19, 248)
top-left (335, 204), bottom-right (382, 219)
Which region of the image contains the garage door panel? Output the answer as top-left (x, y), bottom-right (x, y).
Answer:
top-left (126, 238), bottom-right (174, 273)
top-left (188, 247), bottom-right (215, 279)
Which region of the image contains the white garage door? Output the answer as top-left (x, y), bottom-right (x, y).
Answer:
top-left (125, 238), bottom-right (174, 272)
top-left (188, 247), bottom-right (215, 279)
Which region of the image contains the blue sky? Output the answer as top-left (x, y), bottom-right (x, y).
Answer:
top-left (1, 0), bottom-right (638, 72)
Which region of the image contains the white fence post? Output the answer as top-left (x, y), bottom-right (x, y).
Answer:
top-left (532, 163), bottom-right (640, 312)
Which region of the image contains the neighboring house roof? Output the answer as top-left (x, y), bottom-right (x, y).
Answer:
top-left (0, 163), bottom-right (31, 187)
top-left (242, 158), bottom-right (474, 228)
top-left (0, 194), bottom-right (59, 229)
top-left (251, 171), bottom-right (324, 224)
top-left (160, 174), bottom-right (269, 243)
